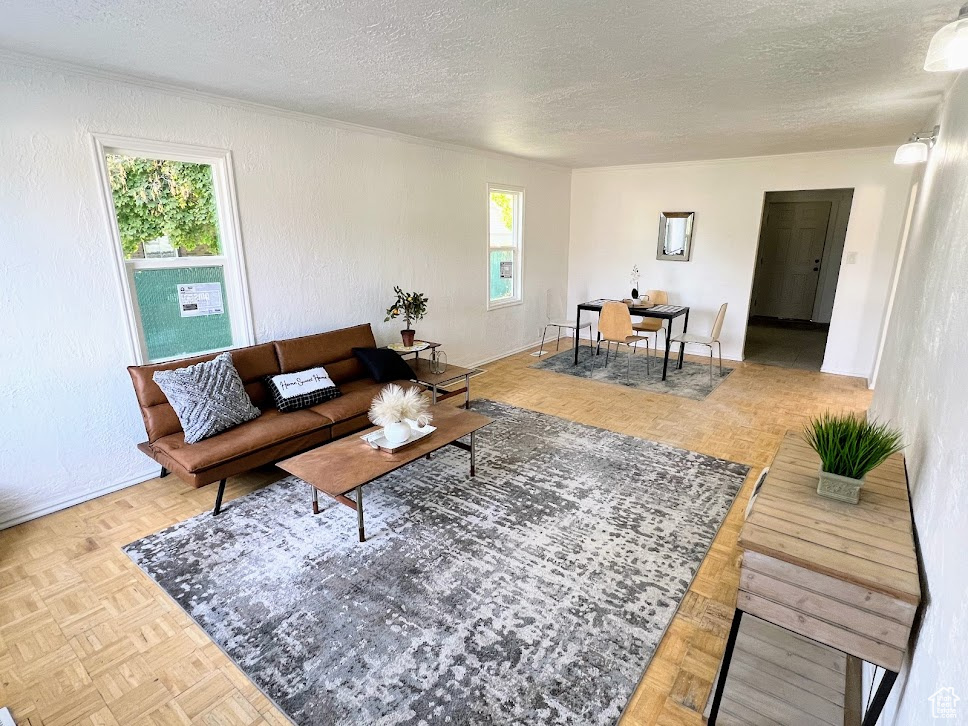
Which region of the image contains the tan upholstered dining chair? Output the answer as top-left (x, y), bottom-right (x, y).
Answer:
top-left (599, 301), bottom-right (647, 381)
top-left (670, 303), bottom-right (727, 385)
top-left (632, 289), bottom-right (669, 355)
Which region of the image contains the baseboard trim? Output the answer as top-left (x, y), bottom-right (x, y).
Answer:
top-left (466, 337), bottom-right (545, 368)
top-left (0, 466), bottom-right (160, 531)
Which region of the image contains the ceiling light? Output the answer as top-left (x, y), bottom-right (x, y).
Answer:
top-left (925, 4), bottom-right (968, 71)
top-left (894, 141), bottom-right (929, 164)
top-left (893, 126), bottom-right (940, 165)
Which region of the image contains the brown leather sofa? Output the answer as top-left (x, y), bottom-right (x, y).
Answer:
top-left (128, 323), bottom-right (414, 514)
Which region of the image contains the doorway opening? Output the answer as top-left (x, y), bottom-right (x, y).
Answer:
top-left (745, 189), bottom-right (854, 371)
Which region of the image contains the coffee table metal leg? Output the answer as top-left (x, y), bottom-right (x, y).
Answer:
top-left (470, 431), bottom-right (476, 477)
top-left (431, 384), bottom-right (438, 405)
top-left (356, 485), bottom-right (365, 542)
top-left (311, 485), bottom-right (319, 514)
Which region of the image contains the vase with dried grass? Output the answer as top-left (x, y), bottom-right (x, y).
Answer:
top-left (368, 384), bottom-right (432, 445)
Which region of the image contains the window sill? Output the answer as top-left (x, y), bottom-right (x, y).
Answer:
top-left (487, 298), bottom-right (523, 311)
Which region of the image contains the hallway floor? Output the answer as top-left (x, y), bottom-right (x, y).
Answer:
top-left (744, 318), bottom-right (829, 371)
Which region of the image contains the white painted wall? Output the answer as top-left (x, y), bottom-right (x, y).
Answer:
top-left (870, 73), bottom-right (968, 725)
top-left (568, 150), bottom-right (914, 378)
top-left (0, 57), bottom-right (571, 528)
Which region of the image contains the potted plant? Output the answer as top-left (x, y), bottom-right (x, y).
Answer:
top-left (804, 412), bottom-right (903, 504)
top-left (368, 384), bottom-right (432, 445)
top-left (384, 286), bottom-right (429, 347)
top-left (630, 265), bottom-right (640, 301)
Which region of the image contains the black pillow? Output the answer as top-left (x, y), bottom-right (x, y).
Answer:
top-left (352, 347), bottom-right (416, 383)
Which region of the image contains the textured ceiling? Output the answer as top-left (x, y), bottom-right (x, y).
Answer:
top-left (0, 0), bottom-right (955, 167)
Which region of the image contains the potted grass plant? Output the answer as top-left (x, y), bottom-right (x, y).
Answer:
top-left (804, 412), bottom-right (903, 504)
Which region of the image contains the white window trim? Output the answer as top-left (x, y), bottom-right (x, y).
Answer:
top-left (91, 134), bottom-right (255, 364)
top-left (486, 183), bottom-right (525, 311)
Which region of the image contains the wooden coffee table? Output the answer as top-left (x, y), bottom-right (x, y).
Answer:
top-left (277, 404), bottom-right (491, 542)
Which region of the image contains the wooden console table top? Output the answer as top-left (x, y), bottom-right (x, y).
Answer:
top-left (739, 432), bottom-right (920, 605)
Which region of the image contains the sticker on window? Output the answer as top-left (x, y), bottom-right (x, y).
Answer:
top-left (178, 283), bottom-right (224, 317)
top-left (500, 261), bottom-right (513, 279)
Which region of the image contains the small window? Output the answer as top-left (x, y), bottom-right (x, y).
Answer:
top-left (94, 137), bottom-right (253, 363)
top-left (487, 185), bottom-right (524, 308)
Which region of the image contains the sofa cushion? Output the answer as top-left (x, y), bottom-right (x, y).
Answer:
top-left (129, 343), bottom-right (280, 442)
top-left (151, 408), bottom-right (330, 473)
top-left (152, 352), bottom-right (262, 444)
top-left (352, 347), bottom-right (416, 383)
top-left (273, 324), bottom-right (376, 384)
top-left (309, 378), bottom-right (418, 425)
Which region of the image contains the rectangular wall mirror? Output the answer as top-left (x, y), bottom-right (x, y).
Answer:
top-left (657, 212), bottom-right (695, 261)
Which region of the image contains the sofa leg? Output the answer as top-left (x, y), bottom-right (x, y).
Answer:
top-left (160, 466), bottom-right (169, 478)
top-left (213, 479), bottom-right (227, 516)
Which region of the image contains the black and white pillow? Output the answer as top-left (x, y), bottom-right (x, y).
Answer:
top-left (266, 367), bottom-right (342, 413)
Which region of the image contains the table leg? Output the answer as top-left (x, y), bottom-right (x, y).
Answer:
top-left (677, 309), bottom-right (690, 370)
top-left (707, 607), bottom-right (743, 725)
top-left (311, 485), bottom-right (319, 515)
top-left (464, 373), bottom-right (470, 409)
top-left (431, 384), bottom-right (438, 405)
top-left (470, 431), bottom-right (476, 477)
top-left (862, 669), bottom-right (899, 726)
top-left (356, 485), bottom-right (365, 542)
top-left (574, 307), bottom-right (581, 365)
top-left (662, 321), bottom-right (673, 381)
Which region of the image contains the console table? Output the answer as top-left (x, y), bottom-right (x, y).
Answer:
top-left (709, 432), bottom-right (920, 726)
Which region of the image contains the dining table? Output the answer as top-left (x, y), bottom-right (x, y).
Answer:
top-left (574, 299), bottom-right (691, 381)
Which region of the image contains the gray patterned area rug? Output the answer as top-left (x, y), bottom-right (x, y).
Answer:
top-left (530, 345), bottom-right (732, 400)
top-left (124, 400), bottom-right (747, 725)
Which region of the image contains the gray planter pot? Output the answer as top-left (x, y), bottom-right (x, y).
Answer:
top-left (817, 468), bottom-right (865, 504)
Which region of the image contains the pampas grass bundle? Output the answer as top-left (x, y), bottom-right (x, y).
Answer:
top-left (368, 384), bottom-right (432, 428)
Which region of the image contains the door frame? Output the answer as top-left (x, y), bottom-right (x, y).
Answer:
top-left (749, 188), bottom-right (854, 324)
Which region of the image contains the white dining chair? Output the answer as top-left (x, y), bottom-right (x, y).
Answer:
top-left (536, 320), bottom-right (593, 356)
top-left (670, 303), bottom-right (727, 385)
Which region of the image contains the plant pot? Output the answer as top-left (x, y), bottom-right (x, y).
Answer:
top-left (383, 420), bottom-right (412, 445)
top-left (817, 467), bottom-right (865, 504)
top-left (400, 329), bottom-right (416, 347)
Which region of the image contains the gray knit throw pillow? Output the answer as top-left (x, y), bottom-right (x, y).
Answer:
top-left (152, 352), bottom-right (261, 444)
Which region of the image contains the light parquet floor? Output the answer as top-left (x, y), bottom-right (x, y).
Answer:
top-left (0, 341), bottom-right (873, 725)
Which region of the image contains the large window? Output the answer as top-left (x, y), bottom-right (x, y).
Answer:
top-left (487, 184), bottom-right (524, 308)
top-left (94, 136), bottom-right (253, 363)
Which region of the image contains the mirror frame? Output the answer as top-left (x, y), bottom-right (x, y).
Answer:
top-left (656, 212), bottom-right (695, 261)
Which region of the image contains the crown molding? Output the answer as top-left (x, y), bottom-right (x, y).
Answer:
top-left (0, 48), bottom-right (570, 172)
top-left (572, 145), bottom-right (901, 173)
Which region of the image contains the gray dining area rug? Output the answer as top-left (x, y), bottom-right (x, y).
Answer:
top-left (124, 400), bottom-right (748, 726)
top-left (530, 344), bottom-right (732, 400)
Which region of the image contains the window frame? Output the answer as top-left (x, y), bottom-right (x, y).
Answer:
top-left (486, 183), bottom-right (525, 310)
top-left (91, 134), bottom-right (254, 364)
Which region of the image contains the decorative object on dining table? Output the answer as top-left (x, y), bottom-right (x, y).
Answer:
top-left (384, 286), bottom-right (429, 347)
top-left (368, 383), bottom-right (433, 445)
top-left (803, 411), bottom-right (904, 504)
top-left (657, 212), bottom-right (695, 262)
top-left (430, 348), bottom-right (448, 375)
top-left (629, 264), bottom-right (640, 300)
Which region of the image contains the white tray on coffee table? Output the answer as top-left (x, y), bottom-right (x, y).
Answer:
top-left (360, 422), bottom-right (437, 453)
